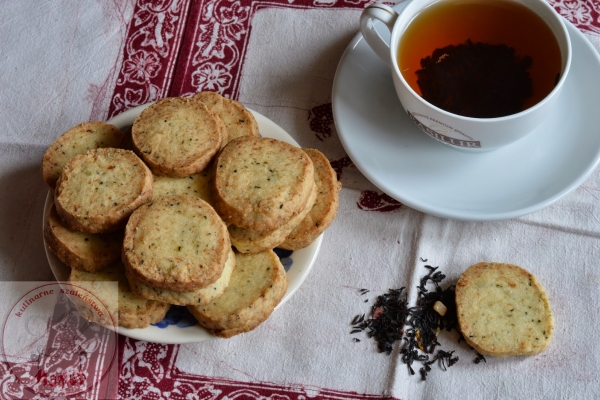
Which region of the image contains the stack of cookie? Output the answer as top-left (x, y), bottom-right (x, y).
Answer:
top-left (43, 122), bottom-right (171, 329)
top-left (42, 92), bottom-right (340, 337)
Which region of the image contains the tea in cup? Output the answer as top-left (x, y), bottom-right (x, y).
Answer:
top-left (360, 0), bottom-right (571, 151)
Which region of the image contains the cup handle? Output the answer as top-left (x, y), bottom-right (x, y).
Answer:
top-left (359, 4), bottom-right (399, 68)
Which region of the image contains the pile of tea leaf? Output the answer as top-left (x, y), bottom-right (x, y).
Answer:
top-left (350, 263), bottom-right (484, 380)
top-left (416, 40), bottom-right (533, 118)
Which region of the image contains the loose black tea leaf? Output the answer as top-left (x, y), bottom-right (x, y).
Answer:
top-left (416, 40), bottom-right (533, 118)
top-left (350, 262), bottom-right (480, 380)
top-left (474, 353), bottom-right (487, 364)
top-left (350, 287), bottom-right (409, 355)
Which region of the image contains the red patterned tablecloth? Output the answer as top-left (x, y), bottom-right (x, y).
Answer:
top-left (1, 0), bottom-right (600, 399)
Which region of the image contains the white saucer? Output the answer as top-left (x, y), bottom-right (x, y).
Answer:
top-left (332, 5), bottom-right (600, 221)
top-left (43, 104), bottom-right (322, 344)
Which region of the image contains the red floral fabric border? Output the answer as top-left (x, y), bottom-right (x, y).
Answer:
top-left (107, 0), bottom-right (373, 119)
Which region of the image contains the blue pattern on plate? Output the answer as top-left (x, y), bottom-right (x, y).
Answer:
top-left (273, 248), bottom-right (294, 271)
top-left (152, 249), bottom-right (295, 328)
top-left (152, 306), bottom-right (198, 328)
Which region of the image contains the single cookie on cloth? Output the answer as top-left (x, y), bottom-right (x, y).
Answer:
top-left (42, 121), bottom-right (124, 190)
top-left (456, 262), bottom-right (554, 357)
top-left (131, 97), bottom-right (225, 177)
top-left (228, 182), bottom-right (317, 254)
top-left (193, 91), bottom-right (260, 144)
top-left (187, 249), bottom-right (288, 338)
top-left (54, 148), bottom-right (153, 234)
top-left (44, 205), bottom-right (123, 272)
top-left (280, 148), bottom-right (341, 250)
top-left (211, 136), bottom-right (315, 231)
top-left (122, 195), bottom-right (230, 292)
top-left (125, 249), bottom-right (235, 306)
top-left (69, 263), bottom-right (171, 329)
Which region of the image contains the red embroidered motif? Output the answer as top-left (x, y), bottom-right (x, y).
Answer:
top-left (118, 337), bottom-right (398, 400)
top-left (329, 156), bottom-right (354, 181)
top-left (357, 190), bottom-right (403, 213)
top-left (108, 0), bottom-right (191, 118)
top-left (309, 103), bottom-right (334, 141)
top-left (552, 0), bottom-right (600, 35)
top-left (108, 0), bottom-right (374, 115)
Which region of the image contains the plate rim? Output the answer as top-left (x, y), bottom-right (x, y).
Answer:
top-left (332, 11), bottom-right (600, 221)
top-left (43, 104), bottom-right (323, 344)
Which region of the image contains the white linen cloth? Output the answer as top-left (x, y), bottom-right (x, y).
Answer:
top-left (1, 1), bottom-right (599, 399)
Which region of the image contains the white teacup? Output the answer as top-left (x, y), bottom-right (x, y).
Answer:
top-left (360, 0), bottom-right (571, 151)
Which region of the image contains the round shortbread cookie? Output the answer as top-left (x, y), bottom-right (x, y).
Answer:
top-left (187, 249), bottom-right (288, 338)
top-left (126, 249), bottom-right (235, 306)
top-left (42, 121), bottom-right (124, 190)
top-left (123, 195), bottom-right (230, 292)
top-left (69, 263), bottom-right (171, 329)
top-left (456, 262), bottom-right (554, 357)
top-left (211, 136), bottom-right (315, 231)
top-left (280, 148), bottom-right (341, 250)
top-left (193, 91), bottom-right (260, 144)
top-left (229, 182), bottom-right (317, 254)
top-left (54, 148), bottom-right (153, 234)
top-left (132, 97), bottom-right (225, 177)
top-left (152, 170), bottom-right (212, 204)
top-left (44, 205), bottom-right (123, 272)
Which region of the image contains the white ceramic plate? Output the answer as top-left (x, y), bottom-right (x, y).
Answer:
top-left (43, 105), bottom-right (322, 344)
top-left (332, 5), bottom-right (600, 221)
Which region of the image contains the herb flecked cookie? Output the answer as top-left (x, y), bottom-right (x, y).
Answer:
top-left (126, 249), bottom-right (235, 306)
top-left (211, 136), bottom-right (315, 231)
top-left (54, 148), bottom-right (153, 233)
top-left (187, 249), bottom-right (288, 338)
top-left (152, 170), bottom-right (212, 204)
top-left (193, 91), bottom-right (260, 145)
top-left (228, 182), bottom-right (317, 254)
top-left (44, 205), bottom-right (123, 272)
top-left (279, 148), bottom-right (341, 250)
top-left (42, 121), bottom-right (124, 190)
top-left (456, 262), bottom-right (554, 357)
top-left (131, 97), bottom-right (225, 177)
top-left (122, 195), bottom-right (230, 292)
